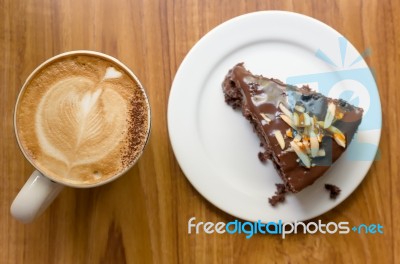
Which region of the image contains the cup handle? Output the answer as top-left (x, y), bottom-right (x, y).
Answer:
top-left (11, 170), bottom-right (64, 223)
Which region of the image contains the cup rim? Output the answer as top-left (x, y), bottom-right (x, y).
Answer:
top-left (13, 50), bottom-right (151, 188)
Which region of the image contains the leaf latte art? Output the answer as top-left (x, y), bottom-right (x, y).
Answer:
top-left (16, 54), bottom-right (150, 185)
top-left (36, 77), bottom-right (127, 168)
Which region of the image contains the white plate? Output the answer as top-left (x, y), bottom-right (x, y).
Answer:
top-left (168, 11), bottom-right (381, 223)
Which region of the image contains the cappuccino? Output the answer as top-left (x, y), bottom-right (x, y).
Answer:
top-left (15, 53), bottom-right (150, 186)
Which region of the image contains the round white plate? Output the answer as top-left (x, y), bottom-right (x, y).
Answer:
top-left (168, 11), bottom-right (381, 223)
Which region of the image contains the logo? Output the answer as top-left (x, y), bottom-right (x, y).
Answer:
top-left (188, 217), bottom-right (384, 239)
top-left (286, 37), bottom-right (381, 162)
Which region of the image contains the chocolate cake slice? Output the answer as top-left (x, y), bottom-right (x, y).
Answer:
top-left (222, 63), bottom-right (363, 193)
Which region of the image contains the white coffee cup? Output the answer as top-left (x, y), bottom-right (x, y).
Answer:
top-left (11, 51), bottom-right (151, 223)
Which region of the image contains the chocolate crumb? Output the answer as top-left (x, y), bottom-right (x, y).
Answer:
top-left (325, 184), bottom-right (341, 199)
top-left (258, 151), bottom-right (267, 162)
top-left (268, 183), bottom-right (288, 206)
top-left (269, 194), bottom-right (285, 206)
top-left (275, 183), bottom-right (286, 195)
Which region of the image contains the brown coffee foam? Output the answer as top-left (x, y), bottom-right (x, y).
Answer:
top-left (16, 54), bottom-right (149, 186)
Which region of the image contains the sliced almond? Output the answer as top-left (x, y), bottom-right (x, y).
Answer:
top-left (302, 126), bottom-right (310, 137)
top-left (302, 140), bottom-right (311, 154)
top-left (279, 103), bottom-right (293, 119)
top-left (260, 113), bottom-right (271, 123)
top-left (290, 141), bottom-right (311, 168)
top-left (286, 129), bottom-right (293, 138)
top-left (294, 134), bottom-right (302, 142)
top-left (326, 125), bottom-right (344, 136)
top-left (333, 133), bottom-right (346, 148)
top-left (296, 141), bottom-right (305, 149)
top-left (326, 125), bottom-right (346, 148)
top-left (280, 114), bottom-right (296, 129)
top-left (295, 105), bottom-right (305, 113)
top-left (310, 131), bottom-right (319, 157)
top-left (317, 149), bottom-right (326, 157)
top-left (324, 102), bottom-right (336, 128)
top-left (303, 112), bottom-right (311, 126)
top-left (283, 147), bottom-right (294, 153)
top-left (273, 130), bottom-right (285, 150)
top-left (293, 112), bottom-right (300, 126)
top-left (317, 133), bottom-right (323, 143)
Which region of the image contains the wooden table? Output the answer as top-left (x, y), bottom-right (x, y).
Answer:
top-left (1, 0), bottom-right (398, 263)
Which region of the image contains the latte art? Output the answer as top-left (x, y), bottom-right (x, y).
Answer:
top-left (36, 75), bottom-right (127, 169)
top-left (16, 54), bottom-right (150, 185)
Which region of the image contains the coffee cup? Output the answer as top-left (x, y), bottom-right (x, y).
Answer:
top-left (11, 51), bottom-right (151, 223)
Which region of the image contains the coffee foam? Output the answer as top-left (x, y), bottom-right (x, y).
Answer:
top-left (16, 54), bottom-right (149, 186)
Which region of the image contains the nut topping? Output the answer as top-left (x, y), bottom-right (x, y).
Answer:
top-left (324, 102), bottom-right (336, 128)
top-left (294, 105), bottom-right (305, 112)
top-left (273, 130), bottom-right (285, 149)
top-left (303, 113), bottom-right (311, 126)
top-left (290, 141), bottom-right (311, 168)
top-left (317, 149), bottom-right (326, 157)
top-left (280, 114), bottom-right (296, 129)
top-left (293, 112), bottom-right (300, 126)
top-left (293, 134), bottom-right (302, 142)
top-left (310, 131), bottom-right (319, 157)
top-left (279, 103), bottom-right (293, 119)
top-left (260, 113), bottom-right (271, 123)
top-left (272, 100), bottom-right (345, 168)
top-left (326, 125), bottom-right (346, 148)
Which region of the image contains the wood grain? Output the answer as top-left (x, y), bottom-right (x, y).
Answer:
top-left (1, 0), bottom-right (399, 263)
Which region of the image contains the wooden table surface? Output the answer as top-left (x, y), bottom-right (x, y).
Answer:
top-left (1, 0), bottom-right (399, 263)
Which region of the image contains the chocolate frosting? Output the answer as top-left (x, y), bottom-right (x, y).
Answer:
top-left (222, 63), bottom-right (363, 192)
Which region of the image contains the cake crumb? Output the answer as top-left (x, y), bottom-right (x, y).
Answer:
top-left (258, 152), bottom-right (268, 162)
top-left (325, 184), bottom-right (341, 199)
top-left (268, 184), bottom-right (287, 206)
